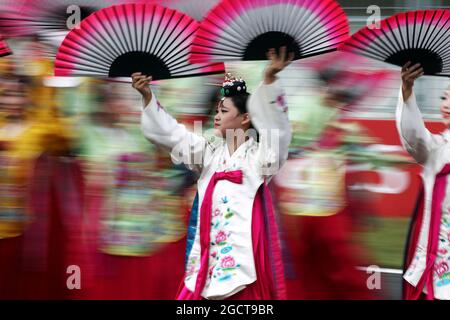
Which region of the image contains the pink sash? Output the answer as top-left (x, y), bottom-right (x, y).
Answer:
top-left (194, 170), bottom-right (243, 299)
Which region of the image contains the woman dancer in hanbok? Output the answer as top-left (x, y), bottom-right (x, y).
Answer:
top-left (399, 62), bottom-right (450, 300)
top-left (132, 48), bottom-right (293, 300)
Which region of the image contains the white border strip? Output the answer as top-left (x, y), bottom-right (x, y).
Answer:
top-left (356, 266), bottom-right (403, 275)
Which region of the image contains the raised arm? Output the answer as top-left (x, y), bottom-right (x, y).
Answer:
top-left (248, 48), bottom-right (293, 177)
top-left (395, 63), bottom-right (440, 164)
top-left (132, 73), bottom-right (206, 172)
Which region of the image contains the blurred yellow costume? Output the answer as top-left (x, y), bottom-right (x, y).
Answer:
top-left (0, 57), bottom-right (75, 239)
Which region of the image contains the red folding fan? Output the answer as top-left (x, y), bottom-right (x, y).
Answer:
top-left (0, 0), bottom-right (29, 37)
top-left (189, 0), bottom-right (350, 63)
top-left (340, 9), bottom-right (450, 77)
top-left (54, 3), bottom-right (225, 80)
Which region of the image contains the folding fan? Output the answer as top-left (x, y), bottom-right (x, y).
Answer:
top-left (128, 0), bottom-right (220, 22)
top-left (339, 9), bottom-right (450, 77)
top-left (189, 0), bottom-right (350, 63)
top-left (0, 0), bottom-right (29, 37)
top-left (0, 0), bottom-right (111, 37)
top-left (54, 3), bottom-right (225, 80)
top-left (0, 36), bottom-right (12, 57)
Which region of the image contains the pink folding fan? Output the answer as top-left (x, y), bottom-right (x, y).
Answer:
top-left (189, 0), bottom-right (350, 63)
top-left (131, 0), bottom-right (220, 21)
top-left (0, 0), bottom-right (112, 38)
top-left (0, 0), bottom-right (29, 37)
top-left (54, 3), bottom-right (225, 80)
top-left (340, 9), bottom-right (450, 77)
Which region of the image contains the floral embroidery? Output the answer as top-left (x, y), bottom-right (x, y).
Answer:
top-left (436, 276), bottom-right (450, 287)
top-left (435, 211), bottom-right (450, 287)
top-left (276, 94), bottom-right (288, 113)
top-left (205, 193), bottom-right (241, 284)
top-left (224, 208), bottom-right (234, 219)
top-left (436, 261), bottom-right (449, 278)
top-left (185, 257), bottom-right (198, 280)
top-left (276, 94), bottom-right (285, 106)
top-left (219, 274), bottom-right (232, 281)
top-left (445, 215), bottom-right (450, 227)
top-left (215, 231), bottom-right (227, 245)
top-left (212, 254), bottom-right (241, 282)
top-left (221, 246), bottom-right (232, 254)
top-left (211, 230), bottom-right (230, 247)
top-left (186, 264), bottom-right (195, 277)
top-left (436, 260), bottom-right (450, 287)
top-left (221, 256), bottom-right (236, 269)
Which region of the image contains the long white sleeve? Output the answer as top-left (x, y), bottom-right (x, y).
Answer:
top-left (395, 86), bottom-right (440, 164)
top-left (140, 91), bottom-right (206, 172)
top-left (247, 80), bottom-right (292, 177)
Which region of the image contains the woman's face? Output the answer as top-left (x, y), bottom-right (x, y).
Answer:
top-left (440, 89), bottom-right (450, 128)
top-left (213, 97), bottom-right (249, 137)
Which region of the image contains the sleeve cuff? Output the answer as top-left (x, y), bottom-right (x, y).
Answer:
top-left (142, 90), bottom-right (156, 111)
top-left (400, 86), bottom-right (417, 107)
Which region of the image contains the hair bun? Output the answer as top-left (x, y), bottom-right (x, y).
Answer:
top-left (221, 72), bottom-right (247, 97)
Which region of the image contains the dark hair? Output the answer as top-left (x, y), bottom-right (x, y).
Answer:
top-left (230, 92), bottom-right (250, 114)
top-left (229, 92), bottom-right (259, 140)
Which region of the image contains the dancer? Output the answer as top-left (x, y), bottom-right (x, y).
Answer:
top-left (78, 86), bottom-right (186, 299)
top-left (132, 47), bottom-right (293, 300)
top-left (399, 62), bottom-right (450, 300)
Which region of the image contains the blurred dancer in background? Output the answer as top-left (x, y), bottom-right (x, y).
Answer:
top-left (0, 52), bottom-right (86, 298)
top-left (79, 82), bottom-right (186, 299)
top-left (275, 59), bottom-right (394, 299)
top-left (0, 71), bottom-right (33, 299)
top-left (18, 78), bottom-right (85, 300)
